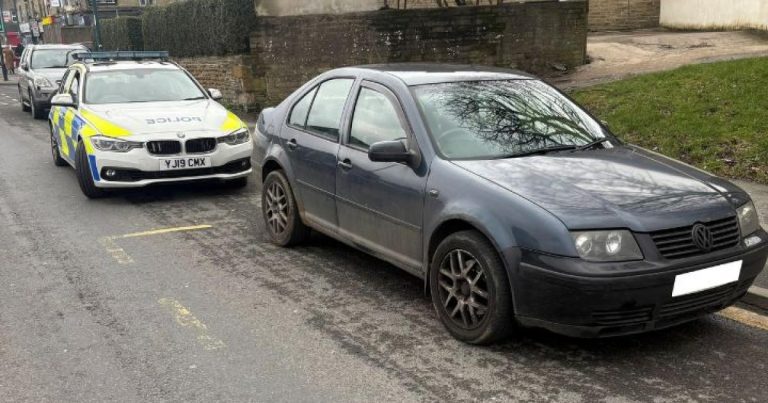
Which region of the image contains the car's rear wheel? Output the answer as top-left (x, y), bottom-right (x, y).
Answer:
top-left (75, 140), bottom-right (107, 199)
top-left (19, 86), bottom-right (30, 112)
top-left (429, 230), bottom-right (515, 345)
top-left (262, 170), bottom-right (309, 246)
top-left (50, 126), bottom-right (67, 167)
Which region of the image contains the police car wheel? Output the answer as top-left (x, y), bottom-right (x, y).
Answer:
top-left (75, 140), bottom-right (107, 199)
top-left (50, 127), bottom-right (67, 167)
top-left (20, 87), bottom-right (30, 112)
top-left (262, 170), bottom-right (309, 246)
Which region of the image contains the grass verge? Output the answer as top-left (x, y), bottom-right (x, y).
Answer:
top-left (571, 57), bottom-right (768, 184)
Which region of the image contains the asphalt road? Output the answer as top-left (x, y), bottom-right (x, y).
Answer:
top-left (0, 83), bottom-right (767, 403)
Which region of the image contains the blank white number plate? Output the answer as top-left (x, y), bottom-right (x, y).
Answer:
top-left (672, 260), bottom-right (741, 297)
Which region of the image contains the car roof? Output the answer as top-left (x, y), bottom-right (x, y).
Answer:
top-left (352, 63), bottom-right (536, 86)
top-left (75, 60), bottom-right (181, 73)
top-left (29, 44), bottom-right (88, 50)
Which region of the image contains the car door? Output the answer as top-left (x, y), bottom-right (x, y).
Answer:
top-left (52, 68), bottom-right (81, 162)
top-left (18, 48), bottom-right (30, 97)
top-left (281, 77), bottom-right (355, 230)
top-left (335, 81), bottom-right (427, 271)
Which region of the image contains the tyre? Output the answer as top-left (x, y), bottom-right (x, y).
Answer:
top-left (75, 140), bottom-right (107, 199)
top-left (50, 126), bottom-right (67, 167)
top-left (30, 91), bottom-right (45, 119)
top-left (429, 230), bottom-right (515, 345)
top-left (20, 87), bottom-right (30, 112)
top-left (262, 170), bottom-right (309, 246)
top-left (225, 176), bottom-right (248, 189)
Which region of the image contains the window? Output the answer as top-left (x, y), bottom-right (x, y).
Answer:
top-left (304, 79), bottom-right (354, 140)
top-left (289, 87), bottom-right (317, 128)
top-left (68, 72), bottom-right (80, 101)
top-left (84, 69), bottom-right (206, 105)
top-left (349, 88), bottom-right (407, 149)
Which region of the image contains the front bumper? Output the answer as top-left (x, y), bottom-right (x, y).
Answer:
top-left (90, 142), bottom-right (253, 188)
top-left (33, 88), bottom-right (56, 106)
top-left (513, 231), bottom-right (768, 338)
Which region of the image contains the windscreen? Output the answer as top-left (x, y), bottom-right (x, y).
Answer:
top-left (85, 69), bottom-right (206, 105)
top-left (413, 80), bottom-right (608, 160)
top-left (31, 49), bottom-right (87, 69)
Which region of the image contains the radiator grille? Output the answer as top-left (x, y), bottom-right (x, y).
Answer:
top-left (185, 138), bottom-right (217, 154)
top-left (146, 140), bottom-right (182, 155)
top-left (650, 217), bottom-right (740, 260)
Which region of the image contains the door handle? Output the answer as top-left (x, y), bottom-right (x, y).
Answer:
top-left (287, 139), bottom-right (298, 150)
top-left (337, 159), bottom-right (353, 170)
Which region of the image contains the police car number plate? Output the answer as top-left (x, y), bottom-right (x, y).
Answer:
top-left (159, 157), bottom-right (212, 171)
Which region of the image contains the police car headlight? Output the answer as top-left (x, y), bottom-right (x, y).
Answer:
top-left (34, 77), bottom-right (55, 89)
top-left (91, 136), bottom-right (143, 153)
top-left (218, 128), bottom-right (250, 146)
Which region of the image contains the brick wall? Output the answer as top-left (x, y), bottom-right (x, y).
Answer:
top-left (589, 0), bottom-right (660, 31)
top-left (250, 1), bottom-right (588, 108)
top-left (176, 55), bottom-right (260, 112)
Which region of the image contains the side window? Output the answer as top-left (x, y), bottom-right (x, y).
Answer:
top-left (305, 78), bottom-right (354, 140)
top-left (59, 70), bottom-right (72, 93)
top-left (66, 71), bottom-right (81, 102)
top-left (349, 87), bottom-right (407, 150)
top-left (288, 87), bottom-right (317, 128)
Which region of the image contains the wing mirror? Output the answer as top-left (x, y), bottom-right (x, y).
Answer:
top-left (20, 63), bottom-right (29, 71)
top-left (51, 93), bottom-right (76, 108)
top-left (368, 139), bottom-right (411, 164)
top-left (208, 88), bottom-right (223, 100)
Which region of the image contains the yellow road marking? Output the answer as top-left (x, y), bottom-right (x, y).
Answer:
top-left (100, 225), bottom-right (212, 264)
top-left (718, 306), bottom-right (768, 331)
top-left (117, 225), bottom-right (213, 239)
top-left (98, 237), bottom-right (134, 264)
top-left (158, 298), bottom-right (226, 351)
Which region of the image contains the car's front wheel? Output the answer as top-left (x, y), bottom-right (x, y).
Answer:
top-left (19, 86), bottom-right (30, 112)
top-left (262, 170), bottom-right (309, 246)
top-left (75, 140), bottom-right (107, 199)
top-left (429, 230), bottom-right (515, 345)
top-left (29, 90), bottom-right (45, 120)
top-left (50, 126), bottom-right (67, 167)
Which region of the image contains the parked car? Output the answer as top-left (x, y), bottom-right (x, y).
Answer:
top-left (18, 44), bottom-right (88, 119)
top-left (49, 52), bottom-right (252, 198)
top-left (253, 64), bottom-right (768, 344)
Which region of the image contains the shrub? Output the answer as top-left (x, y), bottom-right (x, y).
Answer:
top-left (142, 0), bottom-right (257, 57)
top-left (101, 17), bottom-right (144, 51)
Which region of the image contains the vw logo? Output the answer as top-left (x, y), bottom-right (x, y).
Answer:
top-left (177, 132), bottom-right (186, 139)
top-left (691, 223), bottom-right (714, 251)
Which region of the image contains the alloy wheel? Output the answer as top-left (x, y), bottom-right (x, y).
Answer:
top-left (437, 249), bottom-right (490, 329)
top-left (265, 181), bottom-right (289, 235)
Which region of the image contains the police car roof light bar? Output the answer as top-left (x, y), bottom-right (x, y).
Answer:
top-left (74, 51), bottom-right (171, 62)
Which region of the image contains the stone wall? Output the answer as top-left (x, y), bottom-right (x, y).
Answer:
top-left (176, 55), bottom-right (260, 112)
top-left (250, 1), bottom-right (588, 107)
top-left (589, 0), bottom-right (660, 31)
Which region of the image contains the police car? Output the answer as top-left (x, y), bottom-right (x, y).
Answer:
top-left (48, 51), bottom-right (253, 198)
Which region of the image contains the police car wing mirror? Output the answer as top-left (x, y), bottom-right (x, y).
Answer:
top-left (208, 88), bottom-right (223, 101)
top-left (51, 93), bottom-right (76, 108)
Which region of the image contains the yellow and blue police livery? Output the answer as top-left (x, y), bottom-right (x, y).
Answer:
top-left (48, 51), bottom-right (253, 198)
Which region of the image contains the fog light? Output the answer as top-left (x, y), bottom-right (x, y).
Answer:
top-left (744, 235), bottom-right (762, 248)
top-left (105, 169), bottom-right (117, 178)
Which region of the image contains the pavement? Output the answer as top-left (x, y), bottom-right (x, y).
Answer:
top-left (1, 80), bottom-right (768, 402)
top-left (554, 29), bottom-right (768, 89)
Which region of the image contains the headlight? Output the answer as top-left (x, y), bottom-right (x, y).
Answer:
top-left (34, 77), bottom-right (55, 88)
top-left (218, 128), bottom-right (250, 145)
top-left (571, 230), bottom-right (643, 262)
top-left (737, 201), bottom-right (760, 237)
top-left (91, 136), bottom-right (143, 152)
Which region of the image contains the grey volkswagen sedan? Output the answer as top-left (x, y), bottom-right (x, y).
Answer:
top-left (253, 65), bottom-right (767, 344)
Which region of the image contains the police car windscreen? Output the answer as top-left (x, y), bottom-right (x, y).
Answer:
top-left (85, 69), bottom-right (207, 105)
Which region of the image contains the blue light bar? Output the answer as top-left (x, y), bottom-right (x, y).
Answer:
top-left (74, 51), bottom-right (170, 62)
